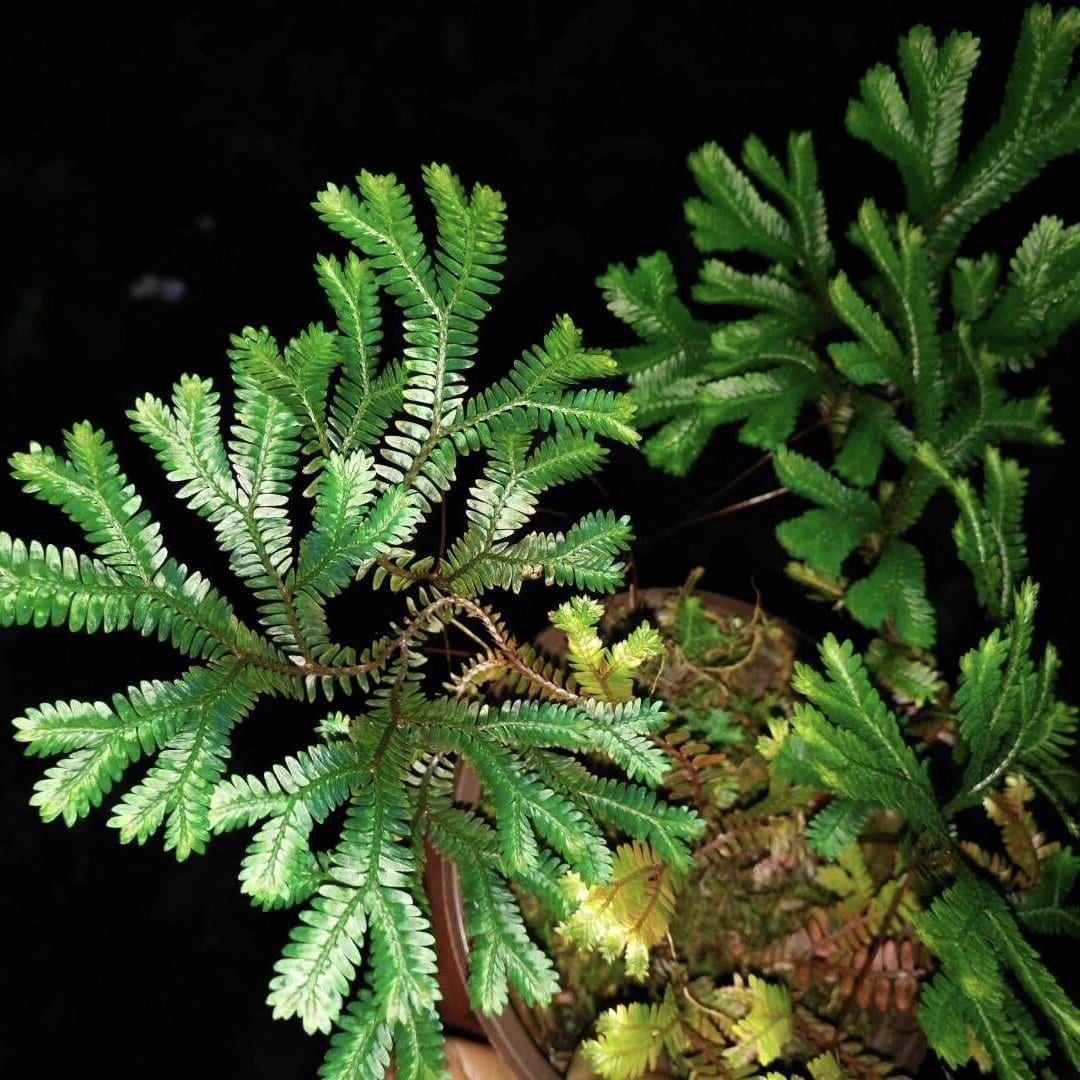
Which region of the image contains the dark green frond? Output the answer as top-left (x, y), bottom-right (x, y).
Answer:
top-left (784, 635), bottom-right (940, 829)
top-left (928, 5), bottom-right (1080, 267)
top-left (1016, 848), bottom-right (1080, 936)
top-left (844, 540), bottom-right (935, 648)
top-left (915, 875), bottom-right (1080, 1076)
top-left (921, 443), bottom-right (1029, 619)
top-left (847, 25), bottom-right (981, 219)
top-left (686, 141), bottom-right (797, 264)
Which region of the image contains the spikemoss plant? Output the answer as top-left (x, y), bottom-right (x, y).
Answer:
top-left (2, 165), bottom-right (703, 1078)
top-left (601, 4), bottom-right (1080, 648)
top-left (572, 5), bottom-right (1080, 1078)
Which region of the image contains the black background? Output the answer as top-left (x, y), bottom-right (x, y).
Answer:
top-left (2, 3), bottom-right (1077, 1077)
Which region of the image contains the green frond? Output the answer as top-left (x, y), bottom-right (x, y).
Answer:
top-left (559, 841), bottom-right (678, 980)
top-left (726, 976), bottom-right (793, 1069)
top-left (693, 260), bottom-right (819, 320)
top-left (11, 423), bottom-right (167, 580)
top-left (827, 271), bottom-right (909, 390)
top-left (920, 443), bottom-right (1029, 619)
top-left (915, 875), bottom-right (1080, 1077)
top-left (989, 906), bottom-right (1080, 1071)
top-left (582, 988), bottom-right (681, 1080)
top-left (269, 877), bottom-right (369, 1036)
top-left (319, 990), bottom-right (394, 1080)
top-left (773, 447), bottom-right (880, 524)
top-left (6, 429), bottom-right (272, 662)
top-left (599, 252), bottom-right (707, 355)
top-left (443, 508), bottom-right (632, 598)
top-left (926, 5), bottom-right (1080, 267)
top-left (783, 635), bottom-right (940, 829)
top-left (806, 1053), bottom-right (846, 1080)
top-left (426, 802), bottom-right (559, 1015)
top-left (1016, 847), bottom-right (1080, 936)
top-left (850, 203), bottom-right (944, 437)
top-left (226, 324), bottom-right (339, 463)
top-left (14, 661), bottom-right (255, 858)
top-left (864, 636), bottom-right (944, 706)
top-left (209, 743), bottom-right (362, 909)
top-left (130, 374), bottom-right (302, 645)
top-left (391, 1004), bottom-right (446, 1080)
top-left (687, 141), bottom-right (796, 263)
top-left (699, 367), bottom-right (822, 450)
top-left (706, 313), bottom-right (823, 377)
top-left (743, 130), bottom-right (836, 289)
top-left (315, 172), bottom-right (439, 319)
top-left (670, 593), bottom-right (726, 659)
top-left (295, 450), bottom-right (384, 598)
top-left (518, 430), bottom-right (609, 489)
top-left (315, 172), bottom-right (460, 503)
top-left (538, 755), bottom-right (703, 876)
top-left (583, 700), bottom-right (674, 786)
top-left (952, 252), bottom-right (1001, 321)
top-left (804, 799), bottom-right (871, 859)
top-left (771, 447), bottom-right (884, 581)
top-left (638, 413), bottom-right (713, 477)
top-left (267, 723), bottom-right (418, 1038)
top-left (509, 851), bottom-right (573, 921)
top-left (423, 161), bottom-right (506, 320)
top-left (107, 667), bottom-right (254, 861)
top-left (228, 379), bottom-right (300, 576)
top-left (917, 974), bottom-right (976, 1069)
top-left (454, 316), bottom-right (638, 452)
top-left (0, 533), bottom-right (159, 637)
top-left (315, 252), bottom-right (405, 459)
top-left (364, 879), bottom-right (440, 1024)
top-left (915, 885), bottom-right (1032, 1077)
top-left (775, 509), bottom-right (867, 580)
top-left (980, 214), bottom-right (1080, 361)
top-left (845, 539), bottom-right (935, 648)
top-left (949, 581), bottom-right (1071, 809)
top-left (440, 430), bottom-right (612, 596)
top-left (834, 399), bottom-right (911, 487)
top-left (128, 374), bottom-right (235, 520)
top-left (847, 24), bottom-right (981, 219)
top-left (421, 695), bottom-right (668, 786)
top-left (440, 732), bottom-right (612, 882)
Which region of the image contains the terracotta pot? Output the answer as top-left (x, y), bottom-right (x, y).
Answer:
top-left (427, 590), bottom-right (770, 1079)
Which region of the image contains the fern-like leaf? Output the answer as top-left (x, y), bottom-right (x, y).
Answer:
top-left (583, 988), bottom-right (682, 1080)
top-left (781, 635), bottom-right (941, 830)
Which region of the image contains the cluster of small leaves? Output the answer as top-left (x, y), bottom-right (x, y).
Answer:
top-left (557, 840), bottom-right (678, 980)
top-left (545, 582), bottom-right (1060, 1076)
top-left (581, 977), bottom-right (796, 1080)
top-left (775, 580), bottom-right (1080, 1077)
top-left (532, 592), bottom-right (926, 1078)
top-left (602, 4), bottom-right (1080, 647)
top-left (581, 969), bottom-right (894, 1080)
top-left (756, 841), bottom-right (926, 1001)
top-left (4, 165), bottom-right (707, 1078)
